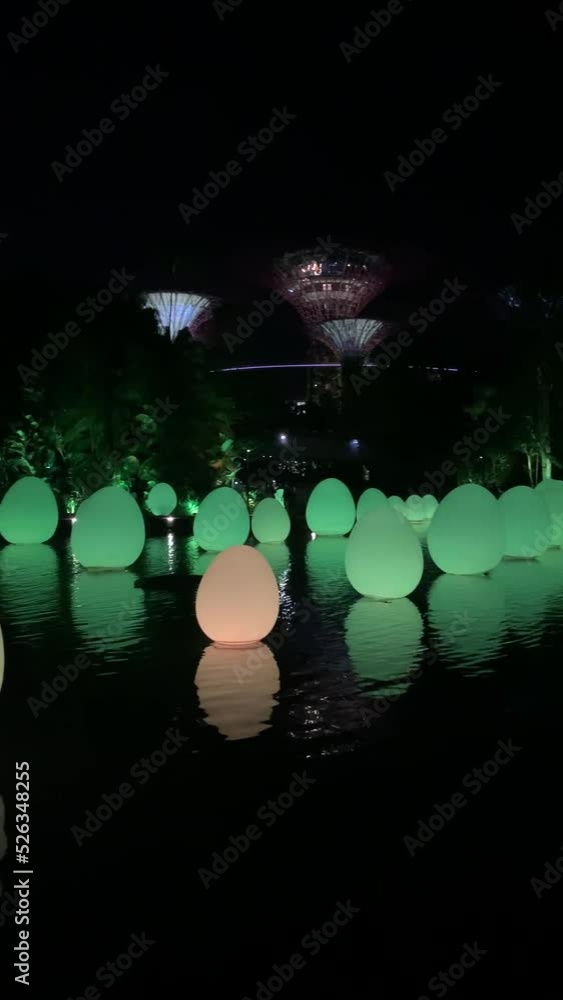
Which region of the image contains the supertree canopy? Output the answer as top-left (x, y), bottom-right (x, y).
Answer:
top-left (143, 291), bottom-right (217, 342)
top-left (316, 319), bottom-right (390, 359)
top-left (274, 246), bottom-right (390, 360)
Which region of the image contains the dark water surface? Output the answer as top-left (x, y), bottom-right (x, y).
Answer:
top-left (1, 531), bottom-right (563, 997)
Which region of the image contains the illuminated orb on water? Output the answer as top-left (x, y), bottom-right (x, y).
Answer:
top-left (146, 482), bottom-right (177, 516)
top-left (427, 484), bottom-right (503, 575)
top-left (194, 487), bottom-right (249, 552)
top-left (305, 478), bottom-right (355, 536)
top-left (0, 476), bottom-right (58, 543)
top-left (345, 505), bottom-right (423, 599)
top-left (195, 545), bottom-right (279, 646)
top-left (356, 488), bottom-right (387, 521)
top-left (535, 479), bottom-right (563, 548)
top-left (71, 486), bottom-right (145, 569)
top-left (498, 485), bottom-right (551, 558)
top-left (403, 495), bottom-right (426, 523)
top-left (252, 497), bottom-right (290, 543)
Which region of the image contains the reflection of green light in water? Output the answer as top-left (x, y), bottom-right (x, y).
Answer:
top-left (537, 549), bottom-right (563, 614)
top-left (345, 597), bottom-right (422, 696)
top-left (140, 536), bottom-right (181, 576)
top-left (0, 476), bottom-right (58, 543)
top-left (185, 535), bottom-right (219, 576)
top-left (195, 642), bottom-right (279, 741)
top-left (71, 569), bottom-right (146, 660)
top-left (356, 488), bottom-right (387, 520)
top-left (0, 544), bottom-right (59, 640)
top-left (306, 537), bottom-right (351, 605)
top-left (256, 542), bottom-right (290, 581)
top-left (490, 558), bottom-right (549, 639)
top-left (306, 478), bottom-right (355, 536)
top-left (428, 573), bottom-right (506, 668)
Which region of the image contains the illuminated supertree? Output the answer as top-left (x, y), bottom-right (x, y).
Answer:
top-left (143, 291), bottom-right (218, 342)
top-left (274, 246), bottom-right (390, 361)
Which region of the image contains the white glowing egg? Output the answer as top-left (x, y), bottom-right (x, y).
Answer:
top-left (306, 478), bottom-right (355, 536)
top-left (427, 484), bottom-right (503, 575)
top-left (252, 497), bottom-right (290, 543)
top-left (195, 545), bottom-right (279, 646)
top-left (498, 485), bottom-right (551, 558)
top-left (146, 482), bottom-right (177, 516)
top-left (71, 486), bottom-right (145, 569)
top-left (194, 487), bottom-right (249, 552)
top-left (345, 505), bottom-right (423, 599)
top-left (0, 476), bottom-right (58, 544)
top-left (535, 479), bottom-right (563, 548)
top-left (422, 494), bottom-right (438, 519)
top-left (404, 495), bottom-right (426, 522)
top-left (356, 488), bottom-right (387, 521)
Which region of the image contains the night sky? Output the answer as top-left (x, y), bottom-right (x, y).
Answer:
top-left (3, 0), bottom-right (563, 368)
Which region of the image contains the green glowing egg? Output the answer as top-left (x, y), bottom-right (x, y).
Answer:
top-left (305, 478), bottom-right (355, 536)
top-left (146, 482), bottom-right (177, 516)
top-left (422, 494), bottom-right (438, 519)
top-left (356, 488), bottom-right (387, 521)
top-left (427, 484), bottom-right (503, 575)
top-left (404, 495), bottom-right (426, 522)
top-left (194, 487), bottom-right (249, 552)
top-left (252, 497), bottom-right (290, 543)
top-left (71, 486), bottom-right (145, 568)
top-left (388, 495), bottom-right (406, 515)
top-left (0, 476), bottom-right (58, 544)
top-left (535, 479), bottom-right (563, 547)
top-left (345, 505), bottom-right (423, 599)
top-left (498, 485), bottom-right (551, 557)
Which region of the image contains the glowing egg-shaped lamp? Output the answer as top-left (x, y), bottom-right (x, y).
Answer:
top-left (404, 494), bottom-right (426, 523)
top-left (388, 495), bottom-right (406, 516)
top-left (356, 488), bottom-right (387, 521)
top-left (195, 643), bottom-right (279, 741)
top-left (427, 484), bottom-right (503, 575)
top-left (422, 494), bottom-right (439, 520)
top-left (498, 485), bottom-right (551, 558)
top-left (196, 545), bottom-right (279, 646)
top-left (252, 498), bottom-right (290, 543)
top-left (71, 486), bottom-right (145, 569)
top-left (345, 505), bottom-right (423, 599)
top-left (535, 479), bottom-right (563, 548)
top-left (146, 482), bottom-right (177, 516)
top-left (194, 487), bottom-right (249, 552)
top-left (305, 478), bottom-right (355, 536)
top-left (0, 476), bottom-right (58, 544)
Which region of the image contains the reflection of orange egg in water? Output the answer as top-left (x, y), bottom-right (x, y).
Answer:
top-left (195, 643), bottom-right (279, 741)
top-left (195, 545), bottom-right (279, 646)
